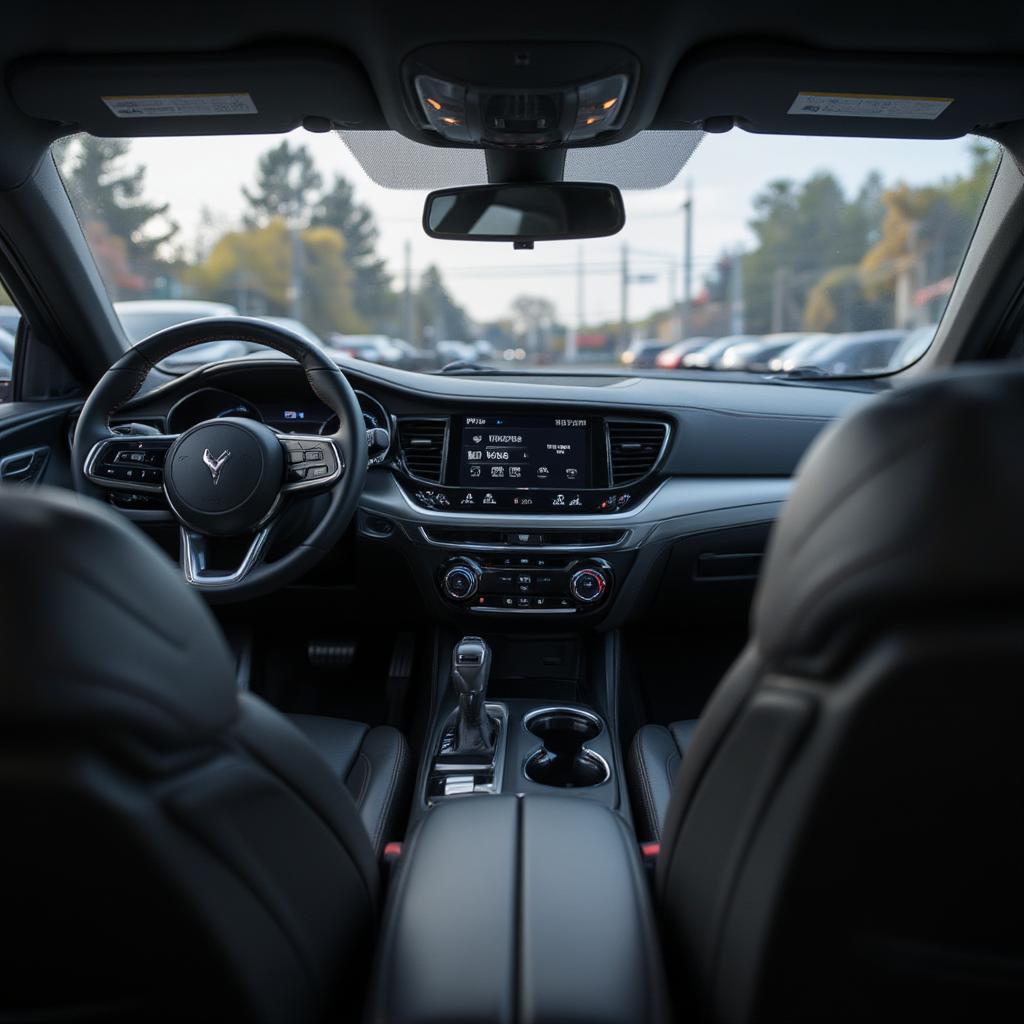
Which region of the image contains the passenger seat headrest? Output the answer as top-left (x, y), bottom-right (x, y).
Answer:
top-left (0, 486), bottom-right (237, 746)
top-left (754, 365), bottom-right (1024, 667)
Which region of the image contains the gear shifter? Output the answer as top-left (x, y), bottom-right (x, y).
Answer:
top-left (451, 635), bottom-right (495, 755)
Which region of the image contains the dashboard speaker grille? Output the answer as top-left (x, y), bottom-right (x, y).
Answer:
top-left (398, 417), bottom-right (448, 482)
top-left (606, 419), bottom-right (669, 484)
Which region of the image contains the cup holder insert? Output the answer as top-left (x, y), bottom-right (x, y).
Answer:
top-left (523, 709), bottom-right (610, 789)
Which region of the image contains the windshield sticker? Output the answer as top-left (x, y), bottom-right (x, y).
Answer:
top-left (102, 93), bottom-right (258, 118)
top-left (788, 92), bottom-right (952, 120)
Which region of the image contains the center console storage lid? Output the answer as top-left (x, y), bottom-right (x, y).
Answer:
top-left (367, 794), bottom-right (669, 1024)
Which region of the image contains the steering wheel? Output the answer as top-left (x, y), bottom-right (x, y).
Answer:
top-left (72, 317), bottom-right (367, 602)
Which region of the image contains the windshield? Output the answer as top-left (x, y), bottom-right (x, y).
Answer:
top-left (54, 130), bottom-right (997, 376)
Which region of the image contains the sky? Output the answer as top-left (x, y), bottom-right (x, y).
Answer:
top-left (120, 129), bottom-right (988, 331)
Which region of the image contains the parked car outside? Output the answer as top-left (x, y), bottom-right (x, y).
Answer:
top-left (809, 329), bottom-right (908, 375)
top-left (326, 334), bottom-right (402, 363)
top-left (717, 333), bottom-right (809, 371)
top-left (0, 326), bottom-right (14, 377)
top-left (767, 333), bottom-right (836, 372)
top-left (683, 335), bottom-right (759, 368)
top-left (620, 338), bottom-right (670, 368)
top-left (435, 339), bottom-right (477, 365)
top-left (888, 324), bottom-right (938, 369)
top-left (654, 336), bottom-right (714, 369)
top-left (115, 299), bottom-right (251, 370)
top-left (0, 304), bottom-right (21, 336)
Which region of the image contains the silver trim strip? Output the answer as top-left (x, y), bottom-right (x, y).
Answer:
top-left (181, 526), bottom-right (272, 588)
top-left (417, 526), bottom-right (630, 553)
top-left (393, 478), bottom-right (666, 522)
top-left (470, 605), bottom-right (577, 614)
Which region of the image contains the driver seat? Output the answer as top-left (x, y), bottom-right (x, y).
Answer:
top-left (0, 486), bottom-right (409, 1023)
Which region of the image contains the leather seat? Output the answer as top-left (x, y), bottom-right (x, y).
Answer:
top-left (288, 714), bottom-right (409, 856)
top-left (628, 719), bottom-right (696, 841)
top-left (0, 486), bottom-right (410, 1023)
top-left (645, 367), bottom-right (1024, 1022)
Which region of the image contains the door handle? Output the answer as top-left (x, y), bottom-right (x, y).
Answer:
top-left (0, 445), bottom-right (50, 484)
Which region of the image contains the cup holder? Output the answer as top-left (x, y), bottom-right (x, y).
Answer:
top-left (523, 709), bottom-right (610, 789)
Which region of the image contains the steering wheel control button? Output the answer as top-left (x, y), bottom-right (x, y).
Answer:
top-left (86, 437), bottom-right (173, 493)
top-left (280, 437), bottom-right (341, 492)
top-left (164, 418), bottom-right (284, 537)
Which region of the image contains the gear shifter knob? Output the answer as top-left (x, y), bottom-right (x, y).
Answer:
top-left (452, 635), bottom-right (491, 703)
top-left (451, 636), bottom-right (494, 754)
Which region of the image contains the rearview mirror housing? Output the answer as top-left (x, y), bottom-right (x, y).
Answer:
top-left (422, 182), bottom-right (625, 247)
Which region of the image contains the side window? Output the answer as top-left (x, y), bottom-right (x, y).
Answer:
top-left (0, 280), bottom-right (20, 403)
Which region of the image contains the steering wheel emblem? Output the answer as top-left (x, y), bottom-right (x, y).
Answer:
top-left (202, 448), bottom-right (232, 485)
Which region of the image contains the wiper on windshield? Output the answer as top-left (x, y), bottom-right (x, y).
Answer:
top-left (768, 365), bottom-right (831, 379)
top-left (437, 360), bottom-right (506, 375)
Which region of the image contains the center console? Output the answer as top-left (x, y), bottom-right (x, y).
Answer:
top-left (367, 795), bottom-right (670, 1024)
top-left (402, 412), bottom-right (667, 515)
top-left (379, 410), bottom-right (669, 620)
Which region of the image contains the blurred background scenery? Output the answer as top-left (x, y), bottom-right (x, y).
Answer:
top-left (0, 131), bottom-right (997, 379)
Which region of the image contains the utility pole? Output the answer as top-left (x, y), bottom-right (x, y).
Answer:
top-left (681, 186), bottom-right (693, 342)
top-left (771, 266), bottom-right (786, 333)
top-left (567, 244), bottom-right (583, 363)
top-left (620, 243), bottom-right (630, 352)
top-left (729, 245), bottom-right (745, 335)
top-left (402, 239), bottom-right (414, 344)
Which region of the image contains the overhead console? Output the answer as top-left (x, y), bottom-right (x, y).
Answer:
top-left (401, 42), bottom-right (643, 150)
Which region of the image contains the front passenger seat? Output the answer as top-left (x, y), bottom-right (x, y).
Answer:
top-left (639, 367), bottom-right (1024, 1022)
top-left (0, 486), bottom-right (408, 1023)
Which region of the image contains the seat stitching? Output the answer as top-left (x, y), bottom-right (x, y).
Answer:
top-left (371, 733), bottom-right (407, 854)
top-left (631, 729), bottom-right (660, 842)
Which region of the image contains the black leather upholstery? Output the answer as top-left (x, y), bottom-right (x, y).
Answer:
top-left (0, 485), bottom-right (406, 1022)
top-left (654, 366), bottom-right (1024, 1023)
top-left (628, 720), bottom-right (696, 841)
top-left (367, 795), bottom-right (670, 1024)
top-left (289, 714), bottom-right (410, 856)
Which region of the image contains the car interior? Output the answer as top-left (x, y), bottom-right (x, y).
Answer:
top-left (1, 2), bottom-right (1023, 1022)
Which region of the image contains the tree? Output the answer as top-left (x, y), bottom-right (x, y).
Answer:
top-left (740, 172), bottom-right (883, 334)
top-left (242, 140), bottom-right (322, 227)
top-left (53, 136), bottom-right (177, 296)
top-left (185, 218), bottom-right (362, 337)
top-left (311, 174), bottom-right (395, 323)
top-left (859, 140), bottom-right (999, 325)
top-left (416, 266), bottom-right (472, 344)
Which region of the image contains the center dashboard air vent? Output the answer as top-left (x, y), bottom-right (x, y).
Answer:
top-left (606, 419), bottom-right (669, 484)
top-left (398, 417), bottom-right (449, 482)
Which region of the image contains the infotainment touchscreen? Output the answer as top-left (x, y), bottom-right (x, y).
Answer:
top-left (457, 414), bottom-right (589, 488)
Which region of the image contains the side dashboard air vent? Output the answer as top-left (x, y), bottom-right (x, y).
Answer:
top-left (398, 417), bottom-right (449, 482)
top-left (606, 419), bottom-right (669, 484)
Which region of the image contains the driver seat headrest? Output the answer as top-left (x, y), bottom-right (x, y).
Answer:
top-left (0, 485), bottom-right (237, 747)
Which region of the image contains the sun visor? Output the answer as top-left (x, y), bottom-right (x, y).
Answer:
top-left (7, 49), bottom-right (384, 137)
top-left (655, 42), bottom-right (1024, 139)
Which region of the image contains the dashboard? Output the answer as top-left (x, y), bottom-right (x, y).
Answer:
top-left (111, 355), bottom-right (878, 624)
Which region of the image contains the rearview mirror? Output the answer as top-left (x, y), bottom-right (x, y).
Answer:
top-left (422, 182), bottom-right (625, 247)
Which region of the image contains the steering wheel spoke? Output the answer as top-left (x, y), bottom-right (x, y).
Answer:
top-left (279, 433), bottom-right (345, 494)
top-left (180, 525), bottom-right (275, 589)
top-left (84, 434), bottom-right (177, 494)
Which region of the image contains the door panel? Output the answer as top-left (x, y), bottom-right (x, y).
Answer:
top-left (0, 400), bottom-right (81, 490)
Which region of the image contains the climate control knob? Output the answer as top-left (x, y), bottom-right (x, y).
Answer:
top-left (569, 567), bottom-right (608, 604)
top-left (442, 562), bottom-right (480, 601)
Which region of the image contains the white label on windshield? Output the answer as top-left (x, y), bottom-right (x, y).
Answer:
top-left (102, 93), bottom-right (258, 118)
top-left (788, 92), bottom-right (952, 120)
